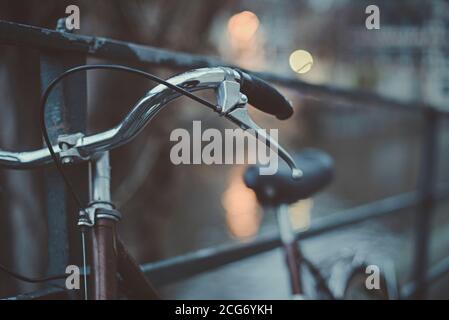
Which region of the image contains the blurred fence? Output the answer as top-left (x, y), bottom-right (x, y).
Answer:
top-left (1, 19), bottom-right (448, 300)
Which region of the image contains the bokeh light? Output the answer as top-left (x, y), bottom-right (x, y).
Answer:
top-left (222, 167), bottom-right (260, 240)
top-left (289, 49), bottom-right (314, 74)
top-left (227, 11), bottom-right (260, 43)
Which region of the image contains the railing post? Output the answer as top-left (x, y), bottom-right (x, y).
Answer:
top-left (412, 108), bottom-right (439, 299)
top-left (39, 19), bottom-right (87, 290)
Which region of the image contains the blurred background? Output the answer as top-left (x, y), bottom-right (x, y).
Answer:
top-left (0, 0), bottom-right (448, 299)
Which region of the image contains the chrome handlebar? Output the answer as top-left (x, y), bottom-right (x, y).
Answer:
top-left (0, 67), bottom-right (301, 177)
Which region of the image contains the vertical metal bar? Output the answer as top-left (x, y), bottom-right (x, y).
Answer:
top-left (276, 205), bottom-right (303, 296)
top-left (40, 19), bottom-right (87, 285)
top-left (412, 109), bottom-right (439, 299)
top-left (40, 53), bottom-right (68, 279)
top-left (90, 152), bottom-right (112, 203)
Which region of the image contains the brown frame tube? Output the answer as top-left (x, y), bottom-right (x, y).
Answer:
top-left (90, 218), bottom-right (118, 299)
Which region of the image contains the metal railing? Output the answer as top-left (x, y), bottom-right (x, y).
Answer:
top-left (0, 19), bottom-right (448, 300)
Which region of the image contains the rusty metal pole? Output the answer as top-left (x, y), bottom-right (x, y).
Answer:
top-left (89, 152), bottom-right (118, 300)
top-left (40, 18), bottom-right (87, 294)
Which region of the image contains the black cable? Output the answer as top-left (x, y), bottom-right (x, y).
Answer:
top-left (0, 262), bottom-right (82, 294)
top-left (0, 263), bottom-right (66, 283)
top-left (40, 64), bottom-right (217, 213)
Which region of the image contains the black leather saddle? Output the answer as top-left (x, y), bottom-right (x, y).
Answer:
top-left (243, 148), bottom-right (334, 206)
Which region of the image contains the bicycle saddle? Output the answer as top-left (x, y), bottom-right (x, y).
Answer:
top-left (243, 148), bottom-right (334, 206)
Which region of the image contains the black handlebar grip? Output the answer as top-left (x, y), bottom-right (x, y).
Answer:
top-left (238, 71), bottom-right (293, 120)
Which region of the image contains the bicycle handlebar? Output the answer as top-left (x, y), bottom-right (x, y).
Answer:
top-left (0, 66), bottom-right (300, 176)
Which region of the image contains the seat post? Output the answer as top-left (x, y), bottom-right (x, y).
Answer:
top-left (275, 204), bottom-right (304, 297)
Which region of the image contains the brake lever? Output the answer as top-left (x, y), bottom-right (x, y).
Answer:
top-left (216, 76), bottom-right (302, 179)
top-left (226, 106), bottom-right (302, 179)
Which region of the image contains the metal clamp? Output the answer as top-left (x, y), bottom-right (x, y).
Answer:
top-left (216, 69), bottom-right (247, 115)
top-left (57, 132), bottom-right (89, 164)
top-left (78, 201), bottom-right (122, 227)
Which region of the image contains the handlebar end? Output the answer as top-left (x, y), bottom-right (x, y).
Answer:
top-left (238, 70), bottom-right (294, 120)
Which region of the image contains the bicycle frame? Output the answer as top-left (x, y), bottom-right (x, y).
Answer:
top-left (275, 201), bottom-right (399, 300)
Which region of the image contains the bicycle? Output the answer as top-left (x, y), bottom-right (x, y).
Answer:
top-left (244, 150), bottom-right (399, 299)
top-left (0, 65), bottom-right (302, 300)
